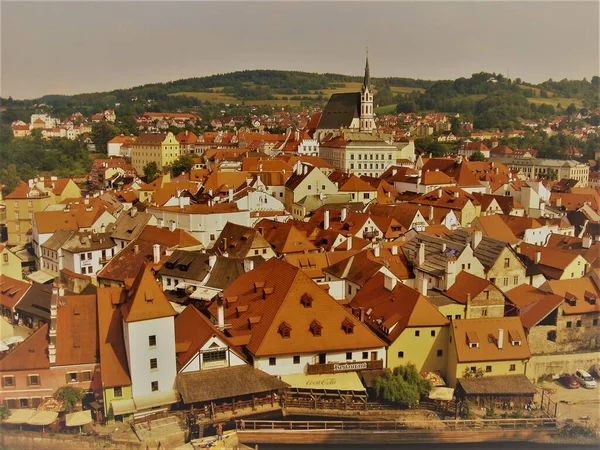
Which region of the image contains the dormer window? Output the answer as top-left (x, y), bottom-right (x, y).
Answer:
top-left (310, 319), bottom-right (322, 337)
top-left (565, 292), bottom-right (577, 307)
top-left (508, 330), bottom-right (522, 346)
top-left (467, 331), bottom-right (479, 348)
top-left (584, 291), bottom-right (597, 305)
top-left (342, 318), bottom-right (355, 335)
top-left (300, 294), bottom-right (313, 308)
top-left (278, 322), bottom-right (292, 339)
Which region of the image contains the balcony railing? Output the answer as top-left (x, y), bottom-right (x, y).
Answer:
top-left (306, 359), bottom-right (383, 375)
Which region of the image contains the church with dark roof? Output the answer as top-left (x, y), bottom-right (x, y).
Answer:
top-left (314, 55), bottom-right (375, 141)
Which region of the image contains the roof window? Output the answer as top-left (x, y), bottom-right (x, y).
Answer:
top-left (310, 319), bottom-right (322, 337)
top-left (300, 293), bottom-right (313, 308)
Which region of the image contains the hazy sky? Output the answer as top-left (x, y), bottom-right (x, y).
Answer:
top-left (2, 1), bottom-right (598, 99)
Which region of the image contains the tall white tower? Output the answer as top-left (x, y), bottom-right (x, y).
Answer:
top-left (360, 51), bottom-right (375, 132)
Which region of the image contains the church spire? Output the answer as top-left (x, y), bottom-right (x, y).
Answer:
top-left (363, 48), bottom-right (371, 91)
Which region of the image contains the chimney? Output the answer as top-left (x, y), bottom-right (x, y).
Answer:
top-left (134, 244), bottom-right (140, 254)
top-left (324, 210), bottom-right (330, 230)
top-left (341, 207), bottom-right (348, 222)
top-left (391, 245), bottom-right (398, 255)
top-left (49, 285), bottom-right (59, 365)
top-left (84, 198), bottom-right (89, 205)
top-left (244, 258), bottom-right (255, 272)
top-left (582, 234), bottom-right (592, 249)
top-left (498, 328), bottom-right (504, 350)
top-left (152, 244), bottom-right (160, 264)
top-left (209, 254), bottom-right (217, 268)
top-left (169, 221), bottom-right (176, 232)
top-left (209, 188), bottom-right (214, 196)
top-left (359, 307), bottom-right (365, 323)
top-left (228, 188), bottom-right (234, 203)
top-left (392, 169), bottom-right (397, 176)
top-left (346, 235), bottom-right (353, 249)
top-left (454, 191), bottom-right (460, 198)
top-left (417, 242), bottom-right (426, 267)
top-left (441, 243), bottom-right (447, 253)
top-left (429, 205), bottom-right (434, 221)
top-left (556, 197), bottom-right (562, 207)
top-left (217, 301), bottom-right (225, 330)
top-left (471, 230), bottom-right (483, 249)
top-left (535, 251), bottom-right (542, 264)
top-left (130, 207), bottom-right (138, 217)
top-left (384, 274), bottom-right (397, 291)
top-left (178, 196), bottom-right (184, 209)
top-left (417, 273), bottom-right (428, 296)
top-left (445, 257), bottom-right (457, 289)
top-left (374, 244), bottom-right (381, 258)
top-left (438, 189), bottom-right (443, 198)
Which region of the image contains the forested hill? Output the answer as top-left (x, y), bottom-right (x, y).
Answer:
top-left (1, 70), bottom-right (598, 127)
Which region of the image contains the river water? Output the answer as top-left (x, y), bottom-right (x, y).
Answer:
top-left (251, 444), bottom-right (598, 450)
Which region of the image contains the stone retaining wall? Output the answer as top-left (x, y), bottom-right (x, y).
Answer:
top-left (527, 351), bottom-right (598, 380)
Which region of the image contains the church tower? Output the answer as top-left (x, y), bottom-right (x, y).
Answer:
top-left (360, 52), bottom-right (375, 132)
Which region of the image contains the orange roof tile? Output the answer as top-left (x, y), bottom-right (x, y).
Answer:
top-left (209, 259), bottom-right (385, 356)
top-left (545, 277), bottom-right (600, 315)
top-left (473, 215), bottom-right (520, 245)
top-left (445, 272), bottom-right (496, 305)
top-left (504, 284), bottom-right (564, 329)
top-left (174, 305), bottom-right (245, 370)
top-left (0, 324), bottom-right (49, 371)
top-left (452, 317), bottom-right (531, 363)
top-left (120, 264), bottom-right (177, 323)
top-left (351, 273), bottom-right (449, 343)
top-left (256, 219), bottom-right (317, 254)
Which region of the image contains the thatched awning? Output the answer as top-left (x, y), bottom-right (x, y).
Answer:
top-left (177, 365), bottom-right (289, 404)
top-left (458, 375), bottom-right (536, 396)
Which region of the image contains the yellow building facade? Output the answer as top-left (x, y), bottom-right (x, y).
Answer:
top-left (131, 132), bottom-right (180, 174)
top-left (4, 178), bottom-right (81, 246)
top-left (387, 325), bottom-right (449, 376)
top-left (0, 245), bottom-right (23, 279)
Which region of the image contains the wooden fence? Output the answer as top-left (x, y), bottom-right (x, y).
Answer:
top-left (241, 417), bottom-right (558, 432)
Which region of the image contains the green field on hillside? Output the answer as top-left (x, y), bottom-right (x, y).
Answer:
top-left (527, 96), bottom-right (583, 109)
top-left (169, 91), bottom-right (239, 103)
top-left (375, 104), bottom-right (398, 114)
top-left (390, 86), bottom-right (425, 94)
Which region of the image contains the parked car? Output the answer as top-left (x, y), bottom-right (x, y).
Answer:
top-left (574, 369), bottom-right (597, 389)
top-left (591, 364), bottom-right (600, 378)
top-left (559, 374), bottom-right (580, 389)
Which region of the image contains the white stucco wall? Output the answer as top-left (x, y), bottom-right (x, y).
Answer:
top-left (124, 316), bottom-right (177, 398)
top-left (253, 347), bottom-right (386, 376)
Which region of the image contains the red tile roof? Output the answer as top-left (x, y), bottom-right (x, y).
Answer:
top-left (55, 294), bottom-right (98, 366)
top-left (0, 275), bottom-right (31, 309)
